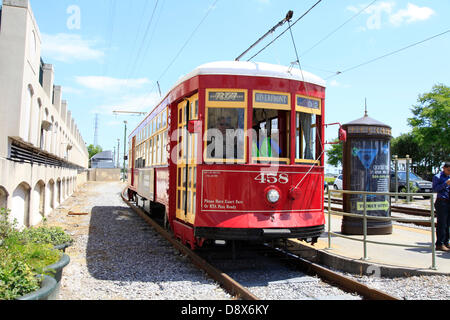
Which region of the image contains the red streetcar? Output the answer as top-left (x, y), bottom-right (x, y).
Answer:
top-left (126, 61), bottom-right (327, 249)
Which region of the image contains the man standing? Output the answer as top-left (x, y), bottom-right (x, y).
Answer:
top-left (432, 162), bottom-right (450, 251)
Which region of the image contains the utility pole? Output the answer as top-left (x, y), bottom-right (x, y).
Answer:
top-left (123, 121), bottom-right (127, 182)
top-left (117, 139), bottom-right (120, 168)
top-left (94, 113), bottom-right (99, 147)
top-left (112, 111), bottom-right (146, 181)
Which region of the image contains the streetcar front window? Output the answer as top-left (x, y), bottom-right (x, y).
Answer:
top-left (252, 109), bottom-right (290, 164)
top-left (205, 107), bottom-right (245, 162)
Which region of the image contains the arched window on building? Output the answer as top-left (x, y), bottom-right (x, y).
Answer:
top-left (56, 179), bottom-right (61, 206)
top-left (50, 116), bottom-right (55, 154)
top-left (61, 178), bottom-right (66, 201)
top-left (11, 183), bottom-right (31, 228)
top-left (22, 85), bottom-right (34, 141)
top-left (33, 180), bottom-right (45, 219)
top-left (44, 108), bottom-right (50, 152)
top-left (29, 97), bottom-right (41, 147)
top-left (48, 180), bottom-right (55, 211)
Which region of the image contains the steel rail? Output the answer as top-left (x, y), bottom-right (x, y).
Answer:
top-left (121, 188), bottom-right (259, 301)
top-left (267, 243), bottom-right (399, 300)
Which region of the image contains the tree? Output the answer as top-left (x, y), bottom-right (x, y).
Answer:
top-left (326, 139), bottom-right (343, 167)
top-left (390, 133), bottom-right (424, 161)
top-left (408, 84), bottom-right (450, 174)
top-left (87, 144), bottom-right (103, 159)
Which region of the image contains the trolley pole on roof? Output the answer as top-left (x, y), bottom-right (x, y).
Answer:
top-left (113, 111), bottom-right (147, 116)
top-left (235, 10), bottom-right (293, 61)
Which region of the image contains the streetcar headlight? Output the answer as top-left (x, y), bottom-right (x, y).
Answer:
top-left (267, 189), bottom-right (280, 203)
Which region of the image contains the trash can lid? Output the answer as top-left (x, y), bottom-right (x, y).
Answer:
top-left (343, 112), bottom-right (392, 137)
top-left (344, 113), bottom-right (391, 128)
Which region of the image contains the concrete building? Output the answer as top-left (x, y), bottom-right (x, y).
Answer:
top-left (0, 0), bottom-right (89, 228)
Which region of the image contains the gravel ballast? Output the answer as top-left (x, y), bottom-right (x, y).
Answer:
top-left (44, 181), bottom-right (231, 300)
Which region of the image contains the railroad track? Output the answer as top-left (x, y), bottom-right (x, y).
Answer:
top-left (121, 189), bottom-right (399, 300)
top-left (199, 240), bottom-right (398, 300)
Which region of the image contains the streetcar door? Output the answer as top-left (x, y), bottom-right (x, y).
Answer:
top-left (131, 136), bottom-right (136, 187)
top-left (176, 95), bottom-right (199, 225)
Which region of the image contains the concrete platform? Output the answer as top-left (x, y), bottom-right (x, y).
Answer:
top-left (292, 214), bottom-right (450, 277)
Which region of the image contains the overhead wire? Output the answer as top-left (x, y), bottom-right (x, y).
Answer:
top-left (135, 0), bottom-right (220, 111)
top-left (102, 0), bottom-right (117, 76)
top-left (122, 0), bottom-right (151, 78)
top-left (300, 0), bottom-right (378, 57)
top-left (247, 0), bottom-right (323, 61)
top-left (136, 0), bottom-right (166, 77)
top-left (287, 20), bottom-right (310, 97)
top-left (126, 0), bottom-right (160, 81)
top-left (326, 28), bottom-right (450, 80)
top-left (155, 0), bottom-right (220, 86)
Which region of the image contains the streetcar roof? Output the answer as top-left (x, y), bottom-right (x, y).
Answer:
top-left (173, 61), bottom-right (327, 89)
top-left (130, 61), bottom-right (326, 139)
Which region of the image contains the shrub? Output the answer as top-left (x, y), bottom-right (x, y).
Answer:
top-left (20, 226), bottom-right (73, 246)
top-left (0, 258), bottom-right (40, 300)
top-left (0, 208), bottom-right (18, 241)
top-left (2, 236), bottom-right (61, 275)
top-left (0, 207), bottom-right (66, 300)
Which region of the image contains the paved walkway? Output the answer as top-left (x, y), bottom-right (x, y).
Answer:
top-left (303, 214), bottom-right (450, 275)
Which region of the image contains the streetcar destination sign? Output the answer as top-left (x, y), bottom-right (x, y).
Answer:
top-left (208, 91), bottom-right (245, 102)
top-left (255, 92), bottom-right (289, 105)
top-left (297, 96), bottom-right (320, 110)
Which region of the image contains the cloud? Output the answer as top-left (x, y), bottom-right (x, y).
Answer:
top-left (348, 2), bottom-right (435, 31)
top-left (75, 76), bottom-right (151, 91)
top-left (329, 80), bottom-right (351, 88)
top-left (389, 3), bottom-right (435, 26)
top-left (93, 92), bottom-right (161, 116)
top-left (41, 33), bottom-right (104, 62)
top-left (61, 86), bottom-right (83, 95)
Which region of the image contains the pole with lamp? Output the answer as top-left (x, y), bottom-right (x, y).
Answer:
top-left (112, 110), bottom-right (147, 182)
top-left (123, 121), bottom-right (127, 182)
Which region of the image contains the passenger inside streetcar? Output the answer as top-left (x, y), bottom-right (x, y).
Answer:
top-left (206, 108), bottom-right (245, 161)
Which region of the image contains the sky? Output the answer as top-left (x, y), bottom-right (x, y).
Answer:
top-left (27, 0), bottom-right (450, 169)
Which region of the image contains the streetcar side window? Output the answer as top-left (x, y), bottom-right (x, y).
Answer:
top-left (205, 108), bottom-right (245, 162)
top-left (193, 100), bottom-right (199, 119)
top-left (295, 95), bottom-right (321, 164)
top-left (162, 109), bottom-right (167, 128)
top-left (296, 112), bottom-right (317, 161)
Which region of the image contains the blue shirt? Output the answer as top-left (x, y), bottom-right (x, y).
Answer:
top-left (432, 172), bottom-right (450, 200)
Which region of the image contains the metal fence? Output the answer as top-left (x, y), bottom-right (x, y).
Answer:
top-left (326, 190), bottom-right (437, 270)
